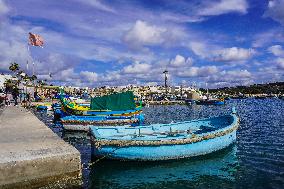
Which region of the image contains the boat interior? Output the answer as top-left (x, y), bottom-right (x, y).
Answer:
top-left (90, 114), bottom-right (235, 141)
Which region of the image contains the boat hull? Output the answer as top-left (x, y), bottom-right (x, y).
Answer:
top-left (62, 120), bottom-right (137, 132)
top-left (63, 124), bottom-right (91, 131)
top-left (61, 114), bottom-right (143, 131)
top-left (91, 130), bottom-right (236, 161)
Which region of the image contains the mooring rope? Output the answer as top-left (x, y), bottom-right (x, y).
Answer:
top-left (81, 144), bottom-right (128, 170)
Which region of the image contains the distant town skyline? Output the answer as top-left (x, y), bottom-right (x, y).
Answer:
top-left (0, 0), bottom-right (284, 88)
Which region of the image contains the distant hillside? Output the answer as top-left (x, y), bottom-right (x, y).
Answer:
top-left (201, 82), bottom-right (284, 95)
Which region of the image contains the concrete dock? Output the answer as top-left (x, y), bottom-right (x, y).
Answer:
top-left (0, 106), bottom-right (82, 188)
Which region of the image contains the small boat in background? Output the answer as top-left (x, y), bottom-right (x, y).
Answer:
top-left (61, 114), bottom-right (144, 131)
top-left (195, 99), bottom-right (225, 105)
top-left (59, 91), bottom-right (142, 117)
top-left (58, 90), bottom-right (144, 131)
top-left (90, 108), bottom-right (239, 161)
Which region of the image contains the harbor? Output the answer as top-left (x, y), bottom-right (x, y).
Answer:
top-left (0, 81), bottom-right (283, 188)
top-left (0, 57), bottom-right (284, 189)
top-left (33, 98), bottom-right (284, 188)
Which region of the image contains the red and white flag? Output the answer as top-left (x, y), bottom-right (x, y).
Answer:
top-left (28, 32), bottom-right (44, 47)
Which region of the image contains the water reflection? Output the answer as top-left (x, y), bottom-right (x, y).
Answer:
top-left (89, 145), bottom-right (238, 189)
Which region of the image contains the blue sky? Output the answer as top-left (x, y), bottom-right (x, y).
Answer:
top-left (0, 0), bottom-right (284, 88)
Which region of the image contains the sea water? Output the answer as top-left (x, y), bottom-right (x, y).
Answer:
top-left (35, 98), bottom-right (284, 189)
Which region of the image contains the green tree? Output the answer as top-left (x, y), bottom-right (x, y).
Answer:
top-left (9, 62), bottom-right (19, 72)
top-left (30, 75), bottom-right (37, 81)
top-left (4, 79), bottom-right (14, 89)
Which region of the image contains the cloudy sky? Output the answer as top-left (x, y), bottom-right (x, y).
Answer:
top-left (0, 0), bottom-right (284, 88)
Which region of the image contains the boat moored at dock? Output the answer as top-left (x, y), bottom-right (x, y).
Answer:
top-left (59, 91), bottom-right (142, 116)
top-left (58, 90), bottom-right (144, 131)
top-left (61, 114), bottom-right (144, 131)
top-left (90, 108), bottom-right (239, 161)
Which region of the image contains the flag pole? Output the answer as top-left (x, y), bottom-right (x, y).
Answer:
top-left (27, 34), bottom-right (33, 107)
top-left (28, 32), bottom-right (44, 105)
top-left (26, 60), bottom-right (29, 73)
top-left (32, 62), bottom-right (35, 76)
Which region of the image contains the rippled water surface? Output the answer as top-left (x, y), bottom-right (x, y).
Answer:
top-left (35, 98), bottom-right (284, 189)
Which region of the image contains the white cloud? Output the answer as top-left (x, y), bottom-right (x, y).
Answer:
top-left (160, 12), bottom-right (205, 23)
top-left (0, 22), bottom-right (32, 72)
top-left (177, 66), bottom-right (218, 77)
top-left (122, 20), bottom-right (187, 50)
top-left (187, 41), bottom-right (221, 59)
top-left (80, 71), bottom-right (98, 82)
top-left (275, 58), bottom-right (284, 69)
top-left (188, 42), bottom-right (208, 58)
top-left (268, 45), bottom-right (284, 57)
top-left (76, 0), bottom-right (115, 13)
top-left (123, 61), bottom-right (151, 74)
top-left (54, 68), bottom-right (77, 82)
top-left (208, 69), bottom-right (252, 85)
top-left (38, 53), bottom-right (74, 73)
top-left (100, 71), bottom-right (121, 82)
top-left (223, 69), bottom-right (251, 78)
top-left (252, 29), bottom-right (284, 48)
top-left (0, 40), bottom-right (31, 71)
top-left (264, 0), bottom-right (284, 26)
top-left (0, 0), bottom-right (9, 15)
top-left (123, 20), bottom-right (166, 49)
top-left (256, 66), bottom-right (284, 83)
top-left (170, 54), bottom-right (193, 67)
top-left (213, 47), bottom-right (255, 62)
top-left (198, 0), bottom-right (248, 16)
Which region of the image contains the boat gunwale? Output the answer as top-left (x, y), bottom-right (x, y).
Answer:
top-left (61, 119), bottom-right (139, 125)
top-left (61, 104), bottom-right (142, 116)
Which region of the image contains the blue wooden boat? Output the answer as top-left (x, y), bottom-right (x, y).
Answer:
top-left (57, 90), bottom-right (144, 131)
top-left (61, 114), bottom-right (144, 131)
top-left (90, 108), bottom-right (239, 161)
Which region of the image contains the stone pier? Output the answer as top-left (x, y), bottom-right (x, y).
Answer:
top-left (0, 106), bottom-right (82, 188)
